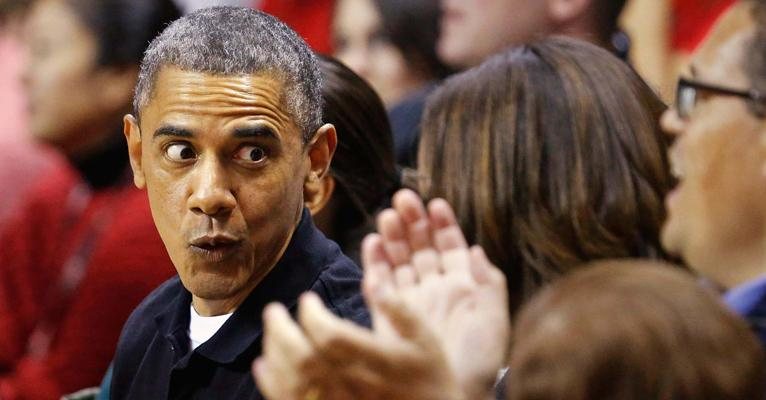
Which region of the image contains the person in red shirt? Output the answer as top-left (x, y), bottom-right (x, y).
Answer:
top-left (0, 2), bottom-right (61, 228)
top-left (0, 0), bottom-right (180, 398)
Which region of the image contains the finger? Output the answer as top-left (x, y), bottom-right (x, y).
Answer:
top-left (376, 209), bottom-right (412, 266)
top-left (468, 246), bottom-right (492, 284)
top-left (359, 235), bottom-right (401, 334)
top-left (298, 292), bottom-right (411, 372)
top-left (361, 234), bottom-right (395, 301)
top-left (392, 189), bottom-right (432, 253)
top-left (361, 233), bottom-right (390, 271)
top-left (261, 303), bottom-right (315, 377)
top-left (427, 198), bottom-right (468, 251)
top-left (253, 357), bottom-right (291, 400)
top-left (468, 245), bottom-right (507, 288)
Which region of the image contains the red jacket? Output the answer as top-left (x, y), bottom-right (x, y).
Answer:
top-left (0, 164), bottom-right (176, 399)
top-left (260, 0), bottom-right (335, 53)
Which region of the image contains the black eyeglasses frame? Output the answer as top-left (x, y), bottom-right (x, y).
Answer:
top-left (676, 77), bottom-right (766, 119)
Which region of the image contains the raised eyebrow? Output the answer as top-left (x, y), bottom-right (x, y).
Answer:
top-left (153, 125), bottom-right (194, 140)
top-left (233, 126), bottom-right (279, 140)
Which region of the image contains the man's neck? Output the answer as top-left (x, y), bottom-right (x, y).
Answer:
top-left (191, 294), bottom-right (247, 317)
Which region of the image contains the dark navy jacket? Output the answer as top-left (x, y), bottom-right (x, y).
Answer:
top-left (110, 209), bottom-right (370, 399)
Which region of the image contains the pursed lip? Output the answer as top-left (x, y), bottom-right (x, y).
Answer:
top-left (189, 233), bottom-right (241, 247)
top-left (188, 234), bottom-right (244, 261)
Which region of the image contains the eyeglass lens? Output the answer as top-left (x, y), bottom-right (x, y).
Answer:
top-left (677, 83), bottom-right (697, 119)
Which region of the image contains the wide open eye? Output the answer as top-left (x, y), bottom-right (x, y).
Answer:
top-left (234, 145), bottom-right (267, 164)
top-left (165, 143), bottom-right (196, 162)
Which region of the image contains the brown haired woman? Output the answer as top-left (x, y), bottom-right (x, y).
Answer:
top-left (417, 35), bottom-right (674, 312)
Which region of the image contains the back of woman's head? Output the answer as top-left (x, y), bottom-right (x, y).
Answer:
top-left (508, 260), bottom-right (765, 400)
top-left (418, 37), bottom-right (673, 310)
top-left (65, 0), bottom-right (180, 67)
top-left (317, 55), bottom-right (399, 251)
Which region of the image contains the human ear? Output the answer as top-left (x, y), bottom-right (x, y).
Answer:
top-left (305, 123), bottom-right (338, 183)
top-left (305, 174), bottom-right (336, 215)
top-left (124, 114), bottom-right (146, 189)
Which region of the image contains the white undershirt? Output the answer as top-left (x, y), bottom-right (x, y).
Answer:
top-left (188, 304), bottom-right (233, 351)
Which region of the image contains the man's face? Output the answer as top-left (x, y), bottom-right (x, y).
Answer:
top-left (126, 67), bottom-right (325, 311)
top-left (437, 0), bottom-right (548, 68)
top-left (661, 4), bottom-right (766, 288)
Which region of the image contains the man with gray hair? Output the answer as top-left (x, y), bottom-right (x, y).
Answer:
top-left (111, 7), bottom-right (369, 399)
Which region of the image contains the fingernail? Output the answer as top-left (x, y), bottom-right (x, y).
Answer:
top-left (263, 302), bottom-right (283, 320)
top-left (300, 291), bottom-right (320, 306)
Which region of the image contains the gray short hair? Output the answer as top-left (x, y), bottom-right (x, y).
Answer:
top-left (133, 6), bottom-right (322, 142)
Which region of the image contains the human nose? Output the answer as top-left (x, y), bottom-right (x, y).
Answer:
top-left (187, 157), bottom-right (236, 217)
top-left (660, 107), bottom-right (686, 139)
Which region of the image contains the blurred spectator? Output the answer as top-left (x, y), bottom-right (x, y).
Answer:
top-left (0, 0), bottom-right (29, 143)
top-left (0, 0), bottom-right (61, 226)
top-left (0, 0), bottom-right (179, 398)
top-left (311, 55), bottom-right (399, 263)
top-left (622, 0), bottom-right (736, 101)
top-left (508, 260), bottom-right (765, 400)
top-left (418, 37), bottom-right (673, 312)
top-left (333, 0), bottom-right (451, 166)
top-left (437, 0), bottom-right (629, 68)
top-left (660, 0), bottom-right (766, 347)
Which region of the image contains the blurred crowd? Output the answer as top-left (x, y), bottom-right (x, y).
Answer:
top-left (0, 0), bottom-right (764, 399)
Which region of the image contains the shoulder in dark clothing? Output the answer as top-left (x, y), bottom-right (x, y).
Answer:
top-left (111, 210), bottom-right (369, 399)
top-left (388, 83), bottom-right (439, 168)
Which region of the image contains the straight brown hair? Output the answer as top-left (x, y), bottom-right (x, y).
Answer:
top-left (418, 37), bottom-right (674, 311)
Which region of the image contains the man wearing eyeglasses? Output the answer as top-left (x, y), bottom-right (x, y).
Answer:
top-left (661, 0), bottom-right (766, 345)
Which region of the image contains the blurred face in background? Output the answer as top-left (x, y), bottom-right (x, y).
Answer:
top-left (660, 3), bottom-right (766, 288)
top-left (22, 0), bottom-right (134, 156)
top-left (438, 0), bottom-right (548, 68)
top-left (333, 0), bottom-right (426, 107)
